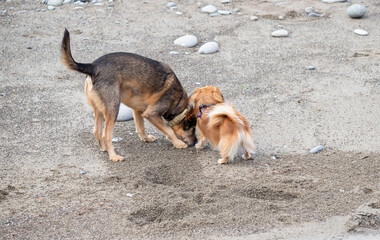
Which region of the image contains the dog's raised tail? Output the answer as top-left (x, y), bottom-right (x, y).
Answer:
top-left (207, 104), bottom-right (244, 129)
top-left (61, 28), bottom-right (93, 76)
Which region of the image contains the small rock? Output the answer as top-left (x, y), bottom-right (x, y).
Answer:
top-left (210, 12), bottom-right (221, 17)
top-left (36, 8), bottom-right (41, 12)
top-left (310, 145), bottom-right (323, 154)
top-left (354, 29), bottom-right (368, 36)
top-left (166, 2), bottom-right (176, 8)
top-left (271, 29), bottom-right (289, 37)
top-left (279, 15), bottom-right (283, 20)
top-left (126, 193), bottom-right (133, 197)
top-left (42, 0), bottom-right (48, 4)
top-left (79, 170), bottom-right (85, 175)
top-left (195, 82), bottom-right (201, 85)
top-left (221, 0), bottom-right (231, 3)
top-left (250, 16), bottom-right (258, 21)
top-left (201, 5), bottom-right (217, 13)
top-left (305, 7), bottom-right (313, 13)
top-left (63, 0), bottom-right (73, 4)
top-left (347, 4), bottom-right (366, 18)
top-left (308, 12), bottom-right (324, 17)
top-left (218, 10), bottom-right (232, 15)
top-left (174, 35), bottom-right (198, 48)
top-left (307, 66), bottom-right (316, 70)
top-left (175, 11), bottom-right (183, 15)
top-left (198, 42), bottom-right (219, 54)
top-left (117, 103), bottom-right (133, 121)
top-left (0, 93), bottom-right (6, 97)
top-left (17, 10), bottom-right (27, 13)
top-left (322, 0), bottom-right (347, 3)
top-left (169, 51), bottom-right (179, 55)
top-left (112, 137), bottom-right (123, 142)
top-left (340, 189), bottom-right (345, 193)
top-left (48, 0), bottom-right (63, 6)
top-left (47, 6), bottom-right (55, 10)
top-left (27, 46), bottom-right (32, 49)
top-left (233, 8), bottom-right (240, 12)
top-left (271, 155), bottom-right (278, 160)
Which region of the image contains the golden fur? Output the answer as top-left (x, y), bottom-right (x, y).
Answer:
top-left (190, 86), bottom-right (255, 164)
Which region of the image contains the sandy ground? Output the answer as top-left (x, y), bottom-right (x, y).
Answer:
top-left (1, 0), bottom-right (379, 239)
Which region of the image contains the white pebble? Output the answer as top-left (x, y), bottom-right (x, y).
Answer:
top-left (307, 66), bottom-right (316, 70)
top-left (112, 137), bottom-right (123, 142)
top-left (250, 16), bottom-right (258, 21)
top-left (174, 35), bottom-right (198, 48)
top-left (271, 29), bottom-right (289, 37)
top-left (221, 0), bottom-right (231, 3)
top-left (310, 145), bottom-right (323, 154)
top-left (210, 12), bottom-right (221, 17)
top-left (47, 6), bottom-right (55, 10)
top-left (175, 11), bottom-right (183, 15)
top-left (354, 29), bottom-right (368, 36)
top-left (201, 5), bottom-right (217, 13)
top-left (218, 10), bottom-right (232, 15)
top-left (169, 51), bottom-right (179, 55)
top-left (347, 4), bottom-right (366, 18)
top-left (198, 42), bottom-right (219, 54)
top-left (117, 103), bottom-right (133, 121)
top-left (305, 7), bottom-right (313, 13)
top-left (63, 0), bottom-right (73, 4)
top-left (47, 0), bottom-right (63, 6)
top-left (233, 8), bottom-right (240, 12)
top-left (322, 0), bottom-right (347, 3)
top-left (166, 2), bottom-right (176, 8)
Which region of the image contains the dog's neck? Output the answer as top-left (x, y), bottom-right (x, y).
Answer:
top-left (166, 105), bottom-right (192, 127)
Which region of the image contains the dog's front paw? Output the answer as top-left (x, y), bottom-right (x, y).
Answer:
top-left (143, 135), bottom-right (156, 142)
top-left (242, 153), bottom-right (251, 160)
top-left (195, 142), bottom-right (205, 149)
top-left (110, 154), bottom-right (124, 162)
top-left (174, 140), bottom-right (188, 149)
top-left (218, 158), bottom-right (228, 164)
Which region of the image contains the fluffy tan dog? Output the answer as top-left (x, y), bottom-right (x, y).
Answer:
top-left (190, 86), bottom-right (256, 164)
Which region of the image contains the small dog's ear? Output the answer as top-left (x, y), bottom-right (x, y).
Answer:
top-left (212, 88), bottom-right (224, 103)
top-left (189, 88), bottom-right (200, 104)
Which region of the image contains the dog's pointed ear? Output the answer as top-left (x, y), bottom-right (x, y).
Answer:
top-left (189, 88), bottom-right (201, 106)
top-left (211, 87), bottom-right (224, 103)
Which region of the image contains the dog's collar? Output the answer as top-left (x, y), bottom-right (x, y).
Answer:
top-left (168, 105), bottom-right (192, 127)
top-left (196, 104), bottom-right (216, 119)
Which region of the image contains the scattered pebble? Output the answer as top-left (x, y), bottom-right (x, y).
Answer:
top-left (174, 35), bottom-right (198, 48)
top-left (27, 46), bottom-right (33, 49)
top-left (307, 66), bottom-right (316, 70)
top-left (340, 189), bottom-right (345, 193)
top-left (279, 15), bottom-right (284, 20)
top-left (250, 16), bottom-right (258, 21)
top-left (201, 5), bottom-right (217, 13)
top-left (271, 29), bottom-right (289, 37)
top-left (117, 103), bottom-right (133, 121)
top-left (126, 193), bottom-right (133, 197)
top-left (63, 0), bottom-right (73, 4)
top-left (112, 137), bottom-right (123, 142)
top-left (210, 12), bottom-right (221, 17)
top-left (166, 2), bottom-right (176, 8)
top-left (271, 155), bottom-right (278, 160)
top-left (354, 29), bottom-right (368, 36)
top-left (169, 51), bottom-right (179, 55)
top-left (79, 170), bottom-right (85, 175)
top-left (347, 4), bottom-right (366, 19)
top-left (308, 12), bottom-right (324, 17)
top-left (310, 145), bottom-right (323, 154)
top-left (195, 82), bottom-right (201, 85)
top-left (175, 11), bottom-right (183, 15)
top-left (47, 6), bottom-right (55, 10)
top-left (17, 10), bottom-right (27, 13)
top-left (218, 10), bottom-right (232, 15)
top-left (198, 42), bottom-right (219, 54)
top-left (221, 0), bottom-right (231, 3)
top-left (47, 0), bottom-right (63, 6)
top-left (233, 8), bottom-right (240, 12)
top-left (305, 7), bottom-right (313, 13)
top-left (322, 0), bottom-right (347, 3)
top-left (1, 93), bottom-right (6, 97)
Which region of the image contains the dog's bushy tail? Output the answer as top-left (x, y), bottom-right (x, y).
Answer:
top-left (208, 104), bottom-right (255, 159)
top-left (61, 28), bottom-right (93, 76)
top-left (207, 104), bottom-right (244, 129)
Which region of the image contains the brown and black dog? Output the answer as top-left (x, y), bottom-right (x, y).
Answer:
top-left (61, 29), bottom-right (196, 162)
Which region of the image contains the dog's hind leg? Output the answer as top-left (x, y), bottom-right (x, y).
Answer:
top-left (132, 110), bottom-right (156, 142)
top-left (102, 107), bottom-right (124, 162)
top-left (93, 108), bottom-right (106, 151)
top-left (242, 132), bottom-right (256, 160)
top-left (195, 131), bottom-right (207, 149)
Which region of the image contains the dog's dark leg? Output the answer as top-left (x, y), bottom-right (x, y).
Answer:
top-left (142, 114), bottom-right (187, 148)
top-left (132, 109), bottom-right (156, 142)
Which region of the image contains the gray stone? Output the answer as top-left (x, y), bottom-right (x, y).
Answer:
top-left (347, 4), bottom-right (366, 18)
top-left (310, 145), bottom-right (323, 154)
